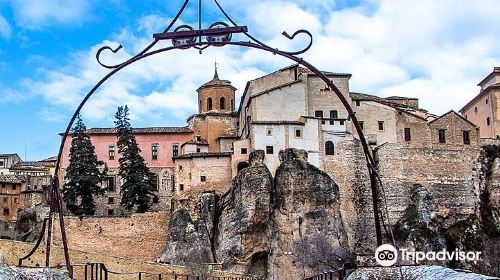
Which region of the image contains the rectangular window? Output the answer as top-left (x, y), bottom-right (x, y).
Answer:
top-left (14, 198), bottom-right (18, 204)
top-left (241, 148), bottom-right (248, 154)
top-left (315, 110), bottom-right (325, 124)
top-left (107, 176), bottom-right (116, 192)
top-left (358, 121), bottom-right (364, 131)
top-left (266, 146), bottom-right (274, 154)
top-left (12, 185), bottom-right (16, 191)
top-left (109, 145), bottom-right (115, 160)
top-left (3, 208), bottom-right (9, 215)
top-left (173, 144), bottom-right (179, 157)
top-left (463, 131), bottom-right (471, 145)
top-left (108, 197), bottom-right (115, 204)
top-left (438, 129), bottom-right (446, 143)
top-left (179, 184), bottom-right (184, 191)
top-left (2, 197), bottom-right (7, 203)
top-left (200, 176), bottom-right (207, 182)
top-left (196, 148), bottom-right (201, 153)
top-left (151, 143), bottom-right (159, 160)
top-left (107, 209), bottom-right (114, 216)
top-left (378, 121), bottom-right (384, 131)
top-left (266, 128), bottom-right (273, 136)
top-left (404, 128), bottom-right (411, 141)
top-left (152, 175), bottom-right (159, 191)
top-left (339, 120), bottom-right (345, 125)
top-left (487, 117), bottom-right (491, 126)
top-left (295, 128), bottom-right (302, 138)
top-left (486, 98), bottom-right (489, 104)
top-left (329, 110), bottom-right (338, 125)
top-left (355, 100), bottom-right (361, 106)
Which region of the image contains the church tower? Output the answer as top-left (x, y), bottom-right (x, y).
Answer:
top-left (197, 66), bottom-right (236, 113)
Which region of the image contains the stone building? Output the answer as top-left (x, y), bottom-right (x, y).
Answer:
top-left (0, 175), bottom-right (24, 238)
top-left (0, 154), bottom-right (21, 175)
top-left (60, 127), bottom-right (193, 216)
top-left (460, 67), bottom-right (500, 138)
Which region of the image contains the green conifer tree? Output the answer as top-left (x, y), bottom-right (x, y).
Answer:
top-left (115, 105), bottom-right (158, 213)
top-left (62, 115), bottom-right (108, 216)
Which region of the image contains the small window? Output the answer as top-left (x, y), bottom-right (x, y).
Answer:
top-left (241, 148), bottom-right (248, 155)
top-left (266, 128), bottom-right (273, 136)
top-left (295, 128), bottom-right (302, 138)
top-left (378, 121), bottom-right (384, 131)
top-left (179, 184), bottom-right (184, 191)
top-left (196, 148), bottom-right (201, 153)
top-left (220, 97), bottom-right (226, 110)
top-left (2, 197), bottom-right (7, 203)
top-left (107, 209), bottom-right (114, 216)
top-left (355, 100), bottom-right (361, 106)
top-left (3, 208), bottom-right (9, 215)
top-left (404, 128), bottom-right (411, 141)
top-left (358, 121), bottom-right (364, 131)
top-left (330, 110), bottom-right (338, 125)
top-left (438, 129), bottom-right (446, 143)
top-left (152, 175), bottom-right (159, 191)
top-left (14, 198), bottom-right (18, 204)
top-left (108, 197), bottom-right (115, 204)
top-left (107, 177), bottom-right (116, 192)
top-left (266, 146), bottom-right (274, 154)
top-left (151, 143), bottom-right (159, 160)
top-left (179, 165), bottom-right (183, 170)
top-left (325, 141), bottom-right (335, 155)
top-left (475, 107), bottom-right (478, 114)
top-left (486, 99), bottom-right (489, 104)
top-left (487, 117), bottom-right (491, 126)
top-left (315, 110), bottom-right (325, 124)
top-left (200, 176), bottom-right (206, 182)
top-left (172, 144), bottom-right (179, 157)
top-left (109, 145), bottom-right (115, 160)
top-left (12, 185), bottom-right (16, 191)
top-left (463, 131), bottom-right (471, 145)
top-left (207, 97), bottom-right (213, 111)
top-left (340, 120), bottom-right (345, 125)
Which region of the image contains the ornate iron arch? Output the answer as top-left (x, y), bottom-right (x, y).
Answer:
top-left (19, 0), bottom-right (387, 277)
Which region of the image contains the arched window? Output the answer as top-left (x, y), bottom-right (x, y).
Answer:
top-left (220, 97), bottom-right (226, 110)
top-left (325, 141), bottom-right (334, 155)
top-left (207, 97), bottom-right (213, 111)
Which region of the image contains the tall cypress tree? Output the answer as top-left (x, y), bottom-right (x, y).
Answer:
top-left (115, 105), bottom-right (158, 213)
top-left (62, 114), bottom-right (108, 216)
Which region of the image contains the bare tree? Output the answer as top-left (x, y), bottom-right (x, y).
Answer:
top-left (292, 233), bottom-right (351, 275)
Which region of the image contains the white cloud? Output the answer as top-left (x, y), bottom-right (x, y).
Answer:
top-left (0, 14), bottom-right (12, 39)
top-left (9, 0), bottom-right (91, 28)
top-left (10, 0), bottom-right (500, 126)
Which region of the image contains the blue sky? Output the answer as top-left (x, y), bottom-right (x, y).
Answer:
top-left (1, 0), bottom-right (500, 161)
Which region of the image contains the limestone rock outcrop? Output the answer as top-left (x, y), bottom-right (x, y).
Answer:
top-left (268, 148), bottom-right (349, 279)
top-left (216, 150), bottom-right (273, 277)
top-left (0, 266), bottom-right (69, 280)
top-left (160, 208), bottom-right (213, 265)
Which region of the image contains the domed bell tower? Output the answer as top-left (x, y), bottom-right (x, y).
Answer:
top-left (197, 65), bottom-right (236, 113)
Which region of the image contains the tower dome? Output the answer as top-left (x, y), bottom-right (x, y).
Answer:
top-left (197, 66), bottom-right (236, 113)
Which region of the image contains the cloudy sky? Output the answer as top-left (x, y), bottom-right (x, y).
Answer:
top-left (0, 0), bottom-right (499, 160)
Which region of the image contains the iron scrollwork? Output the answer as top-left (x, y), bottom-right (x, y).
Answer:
top-left (29, 0), bottom-right (386, 278)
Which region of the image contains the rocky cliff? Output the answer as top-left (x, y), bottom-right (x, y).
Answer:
top-left (162, 149), bottom-right (349, 279)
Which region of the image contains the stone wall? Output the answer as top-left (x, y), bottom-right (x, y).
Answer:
top-left (375, 143), bottom-right (481, 221)
top-left (52, 212), bottom-right (170, 261)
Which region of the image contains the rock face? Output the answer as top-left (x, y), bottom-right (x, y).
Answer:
top-left (268, 149), bottom-right (349, 279)
top-left (216, 150), bottom-right (273, 278)
top-left (160, 208), bottom-right (213, 265)
top-left (0, 266), bottom-right (69, 280)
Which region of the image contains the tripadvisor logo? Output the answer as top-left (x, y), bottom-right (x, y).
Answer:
top-left (375, 244), bottom-right (482, 267)
top-left (375, 244), bottom-right (398, 267)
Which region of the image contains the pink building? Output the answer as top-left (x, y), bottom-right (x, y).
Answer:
top-left (61, 127), bottom-right (193, 169)
top-left (60, 127), bottom-right (194, 216)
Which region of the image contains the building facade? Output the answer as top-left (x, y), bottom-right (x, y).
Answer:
top-left (460, 67), bottom-right (500, 139)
